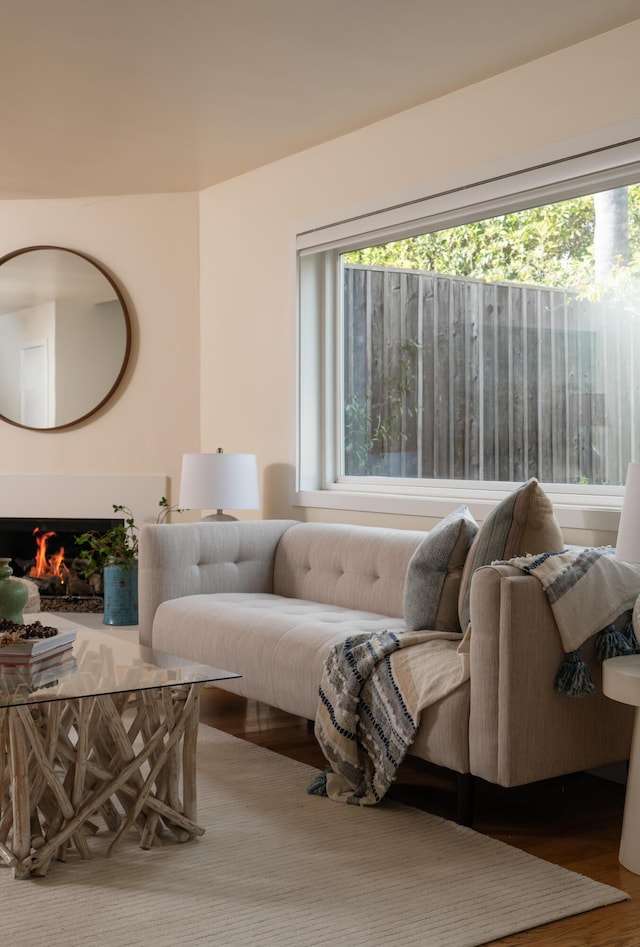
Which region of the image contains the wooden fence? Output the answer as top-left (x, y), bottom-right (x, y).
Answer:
top-left (343, 265), bottom-right (640, 485)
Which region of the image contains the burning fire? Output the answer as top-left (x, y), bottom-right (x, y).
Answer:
top-left (29, 528), bottom-right (70, 584)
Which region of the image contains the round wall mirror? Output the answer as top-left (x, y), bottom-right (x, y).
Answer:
top-left (0, 246), bottom-right (131, 431)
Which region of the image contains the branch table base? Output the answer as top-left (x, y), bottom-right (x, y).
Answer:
top-left (0, 683), bottom-right (205, 879)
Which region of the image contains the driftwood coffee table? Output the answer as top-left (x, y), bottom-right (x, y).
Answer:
top-left (0, 614), bottom-right (239, 880)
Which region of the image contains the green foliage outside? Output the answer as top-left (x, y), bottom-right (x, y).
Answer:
top-left (344, 339), bottom-right (421, 475)
top-left (342, 184), bottom-right (640, 478)
top-left (344, 184), bottom-right (640, 302)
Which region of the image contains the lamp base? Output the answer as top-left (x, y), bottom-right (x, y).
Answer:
top-left (202, 512), bottom-right (238, 522)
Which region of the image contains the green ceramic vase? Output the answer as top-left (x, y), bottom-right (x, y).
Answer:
top-left (0, 557), bottom-right (29, 624)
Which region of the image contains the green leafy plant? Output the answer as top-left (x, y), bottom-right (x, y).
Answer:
top-left (344, 338), bottom-right (422, 476)
top-left (75, 497), bottom-right (181, 576)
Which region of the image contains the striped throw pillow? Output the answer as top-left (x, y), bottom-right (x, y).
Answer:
top-left (457, 479), bottom-right (564, 634)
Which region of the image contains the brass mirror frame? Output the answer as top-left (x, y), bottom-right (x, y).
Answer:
top-left (0, 246), bottom-right (132, 432)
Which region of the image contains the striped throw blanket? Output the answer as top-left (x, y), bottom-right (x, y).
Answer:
top-left (308, 629), bottom-right (469, 805)
top-left (505, 546), bottom-right (640, 695)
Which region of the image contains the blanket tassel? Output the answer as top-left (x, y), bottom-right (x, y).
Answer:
top-left (554, 651), bottom-right (595, 697)
top-left (307, 767), bottom-right (331, 797)
top-left (624, 618), bottom-right (640, 654)
top-left (595, 623), bottom-right (638, 662)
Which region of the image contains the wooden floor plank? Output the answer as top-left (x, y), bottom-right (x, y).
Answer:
top-left (199, 687), bottom-right (640, 947)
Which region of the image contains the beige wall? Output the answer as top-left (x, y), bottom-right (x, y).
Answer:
top-left (0, 192), bottom-right (200, 514)
top-left (1, 22), bottom-right (639, 542)
top-left (199, 20), bottom-right (640, 544)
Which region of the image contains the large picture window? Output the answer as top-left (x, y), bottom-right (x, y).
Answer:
top-left (342, 185), bottom-right (640, 487)
top-left (296, 139), bottom-right (640, 515)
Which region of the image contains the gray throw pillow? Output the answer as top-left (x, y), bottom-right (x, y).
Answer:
top-left (404, 506), bottom-right (478, 633)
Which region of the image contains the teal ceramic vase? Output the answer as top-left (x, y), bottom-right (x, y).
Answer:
top-left (0, 557), bottom-right (29, 624)
top-left (103, 563), bottom-right (138, 625)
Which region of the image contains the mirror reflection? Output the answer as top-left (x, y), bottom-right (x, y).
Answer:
top-left (0, 247), bottom-right (131, 430)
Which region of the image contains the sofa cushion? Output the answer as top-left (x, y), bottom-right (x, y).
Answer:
top-left (151, 592), bottom-right (408, 720)
top-left (404, 505), bottom-right (478, 633)
top-left (273, 523), bottom-right (425, 618)
top-left (458, 479), bottom-right (563, 633)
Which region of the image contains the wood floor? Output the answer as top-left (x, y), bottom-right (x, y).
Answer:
top-left (199, 687), bottom-right (640, 947)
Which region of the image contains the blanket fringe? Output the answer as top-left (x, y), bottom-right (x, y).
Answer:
top-left (595, 623), bottom-right (638, 662)
top-left (556, 617), bottom-right (640, 697)
top-left (306, 768), bottom-right (331, 796)
top-left (554, 651), bottom-right (595, 697)
top-left (623, 618), bottom-right (640, 653)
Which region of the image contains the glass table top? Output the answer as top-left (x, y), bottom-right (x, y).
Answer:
top-left (0, 616), bottom-right (240, 709)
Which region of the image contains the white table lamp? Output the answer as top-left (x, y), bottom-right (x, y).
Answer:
top-left (179, 449), bottom-right (260, 521)
top-left (616, 462), bottom-right (640, 636)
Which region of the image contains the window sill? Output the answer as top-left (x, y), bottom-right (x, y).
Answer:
top-left (295, 485), bottom-right (622, 534)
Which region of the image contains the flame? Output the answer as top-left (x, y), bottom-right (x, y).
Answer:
top-left (29, 528), bottom-right (70, 583)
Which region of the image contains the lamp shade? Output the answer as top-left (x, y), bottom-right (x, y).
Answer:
top-left (616, 462), bottom-right (640, 564)
top-left (179, 452), bottom-right (259, 512)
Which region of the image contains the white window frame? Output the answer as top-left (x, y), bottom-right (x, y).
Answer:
top-left (295, 134), bottom-right (640, 531)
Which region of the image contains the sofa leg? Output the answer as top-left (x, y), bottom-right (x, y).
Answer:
top-left (456, 773), bottom-right (474, 827)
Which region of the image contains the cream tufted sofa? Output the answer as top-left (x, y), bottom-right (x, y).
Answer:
top-left (138, 518), bottom-right (634, 822)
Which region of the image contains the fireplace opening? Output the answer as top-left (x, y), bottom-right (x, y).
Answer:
top-left (0, 516), bottom-right (122, 610)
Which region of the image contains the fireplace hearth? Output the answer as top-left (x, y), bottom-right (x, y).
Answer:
top-left (0, 516), bottom-right (122, 610)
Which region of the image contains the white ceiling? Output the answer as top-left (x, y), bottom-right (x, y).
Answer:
top-left (1, 0), bottom-right (639, 201)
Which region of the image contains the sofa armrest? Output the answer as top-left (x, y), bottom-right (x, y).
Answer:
top-left (138, 519), bottom-right (298, 646)
top-left (468, 563), bottom-right (634, 786)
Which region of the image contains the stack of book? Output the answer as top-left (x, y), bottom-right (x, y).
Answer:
top-left (0, 628), bottom-right (78, 698)
top-left (0, 628), bottom-right (77, 669)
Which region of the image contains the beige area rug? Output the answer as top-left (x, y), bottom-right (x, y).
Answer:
top-left (1, 727), bottom-right (628, 947)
